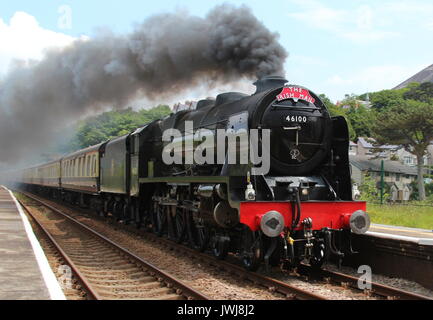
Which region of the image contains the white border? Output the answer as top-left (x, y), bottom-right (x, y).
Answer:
top-left (3, 186), bottom-right (66, 300)
top-left (366, 231), bottom-right (433, 246)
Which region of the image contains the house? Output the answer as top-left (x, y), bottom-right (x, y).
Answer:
top-left (427, 143), bottom-right (433, 166)
top-left (356, 137), bottom-right (399, 159)
top-left (395, 148), bottom-right (418, 166)
top-left (336, 96), bottom-right (371, 109)
top-left (389, 182), bottom-right (412, 202)
top-left (349, 141), bottom-right (358, 156)
top-left (350, 155), bottom-right (418, 201)
top-left (425, 143), bottom-right (433, 183)
top-left (355, 137), bottom-right (431, 169)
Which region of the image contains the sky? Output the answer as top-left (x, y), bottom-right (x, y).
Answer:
top-left (0, 0), bottom-right (432, 102)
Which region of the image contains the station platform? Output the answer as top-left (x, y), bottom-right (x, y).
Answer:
top-left (367, 223), bottom-right (433, 245)
top-left (0, 186), bottom-right (65, 300)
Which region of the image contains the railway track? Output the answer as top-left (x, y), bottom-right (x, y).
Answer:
top-left (19, 190), bottom-right (432, 300)
top-left (134, 230), bottom-right (432, 300)
top-left (19, 191), bottom-right (328, 300)
top-left (18, 196), bottom-right (208, 300)
top-left (297, 264), bottom-right (431, 300)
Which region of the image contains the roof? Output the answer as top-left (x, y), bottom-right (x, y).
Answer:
top-left (24, 159), bottom-right (61, 170)
top-left (357, 137), bottom-right (399, 150)
top-left (350, 156), bottom-right (418, 175)
top-left (393, 64), bottom-right (433, 89)
top-left (62, 141), bottom-right (106, 160)
top-left (383, 181), bottom-right (410, 190)
top-left (357, 137), bottom-right (375, 148)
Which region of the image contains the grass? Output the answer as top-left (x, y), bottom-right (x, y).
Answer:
top-left (367, 202), bottom-right (433, 230)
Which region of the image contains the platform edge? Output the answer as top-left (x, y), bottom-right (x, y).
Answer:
top-left (4, 187), bottom-right (66, 300)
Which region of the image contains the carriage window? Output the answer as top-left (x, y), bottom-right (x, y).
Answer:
top-left (93, 155), bottom-right (97, 175)
top-left (81, 156), bottom-right (85, 176)
top-left (92, 155), bottom-right (95, 176)
top-left (89, 155), bottom-right (94, 177)
top-left (79, 157), bottom-right (83, 177)
top-left (79, 158), bottom-right (83, 177)
top-left (82, 157), bottom-right (85, 177)
top-left (87, 156), bottom-right (91, 177)
top-left (83, 156), bottom-right (87, 177)
top-left (83, 156), bottom-right (86, 176)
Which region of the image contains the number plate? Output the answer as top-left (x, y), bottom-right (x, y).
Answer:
top-left (286, 115), bottom-right (308, 123)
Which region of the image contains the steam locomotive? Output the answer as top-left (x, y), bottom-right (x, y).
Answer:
top-left (13, 76), bottom-right (370, 271)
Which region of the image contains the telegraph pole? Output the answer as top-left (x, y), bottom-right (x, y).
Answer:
top-left (380, 160), bottom-right (384, 204)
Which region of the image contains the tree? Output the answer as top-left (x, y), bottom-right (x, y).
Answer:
top-left (370, 89), bottom-right (405, 111)
top-left (409, 180), bottom-right (433, 201)
top-left (71, 105), bottom-right (171, 149)
top-left (359, 173), bottom-right (378, 202)
top-left (359, 173), bottom-right (389, 202)
top-left (333, 93), bottom-right (376, 139)
top-left (346, 105), bottom-right (375, 138)
top-left (372, 100), bottom-right (433, 200)
top-left (403, 82), bottom-right (433, 103)
top-left (319, 94), bottom-right (356, 140)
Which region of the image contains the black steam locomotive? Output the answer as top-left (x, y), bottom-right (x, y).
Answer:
top-left (15, 76), bottom-right (370, 270)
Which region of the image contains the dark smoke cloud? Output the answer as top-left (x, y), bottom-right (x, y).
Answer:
top-left (0, 4), bottom-right (287, 165)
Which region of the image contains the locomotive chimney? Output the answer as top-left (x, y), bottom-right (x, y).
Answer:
top-left (253, 75), bottom-right (288, 94)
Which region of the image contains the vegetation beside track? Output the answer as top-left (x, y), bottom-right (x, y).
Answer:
top-left (367, 202), bottom-right (433, 229)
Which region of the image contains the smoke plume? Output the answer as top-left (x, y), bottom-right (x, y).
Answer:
top-left (0, 4), bottom-right (287, 165)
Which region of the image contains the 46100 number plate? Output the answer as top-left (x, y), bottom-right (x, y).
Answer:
top-left (286, 115), bottom-right (308, 123)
